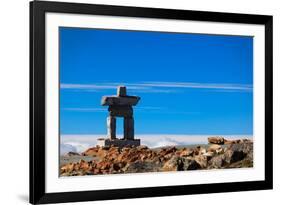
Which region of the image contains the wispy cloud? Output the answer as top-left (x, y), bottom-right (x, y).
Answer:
top-left (136, 106), bottom-right (164, 110)
top-left (62, 106), bottom-right (164, 112)
top-left (60, 81), bottom-right (252, 93)
top-left (62, 106), bottom-right (199, 115)
top-left (135, 81), bottom-right (253, 91)
top-left (62, 108), bottom-right (107, 112)
top-left (60, 83), bottom-right (151, 91)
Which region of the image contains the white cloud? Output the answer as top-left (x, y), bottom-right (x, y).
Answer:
top-left (142, 137), bottom-right (185, 148)
top-left (60, 83), bottom-right (151, 91)
top-left (60, 81), bottom-right (253, 93)
top-left (136, 81), bottom-right (253, 91)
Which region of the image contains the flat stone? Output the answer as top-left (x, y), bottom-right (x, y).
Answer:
top-left (208, 137), bottom-right (225, 145)
top-left (97, 138), bottom-right (141, 148)
top-left (101, 96), bottom-right (140, 106)
top-left (109, 106), bottom-right (133, 117)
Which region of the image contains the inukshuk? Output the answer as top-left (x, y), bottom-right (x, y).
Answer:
top-left (97, 86), bottom-right (141, 147)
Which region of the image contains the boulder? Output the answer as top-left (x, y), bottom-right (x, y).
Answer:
top-left (224, 142), bottom-right (253, 163)
top-left (208, 144), bottom-right (224, 154)
top-left (208, 137), bottom-right (225, 145)
top-left (179, 148), bottom-right (194, 157)
top-left (194, 146), bottom-right (206, 155)
top-left (124, 160), bottom-right (160, 173)
top-left (182, 158), bottom-right (201, 170)
top-left (162, 156), bottom-right (201, 171)
top-left (208, 155), bottom-right (225, 168)
top-left (194, 155), bottom-right (208, 168)
top-left (203, 151), bottom-right (215, 158)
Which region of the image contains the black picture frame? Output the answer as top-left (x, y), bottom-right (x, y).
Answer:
top-left (30, 1), bottom-right (273, 204)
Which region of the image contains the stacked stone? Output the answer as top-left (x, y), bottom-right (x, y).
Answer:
top-left (101, 86), bottom-right (140, 143)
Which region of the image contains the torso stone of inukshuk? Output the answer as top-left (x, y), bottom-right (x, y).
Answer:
top-left (101, 86), bottom-right (140, 140)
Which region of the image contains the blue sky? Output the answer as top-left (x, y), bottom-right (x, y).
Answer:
top-left (59, 27), bottom-right (253, 135)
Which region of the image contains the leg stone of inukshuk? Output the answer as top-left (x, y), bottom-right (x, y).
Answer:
top-left (124, 117), bottom-right (134, 140)
top-left (107, 116), bottom-right (116, 139)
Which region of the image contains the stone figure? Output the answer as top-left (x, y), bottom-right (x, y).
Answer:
top-left (97, 86), bottom-right (141, 147)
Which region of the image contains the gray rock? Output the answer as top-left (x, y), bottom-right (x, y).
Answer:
top-left (109, 105), bottom-right (133, 117)
top-left (124, 160), bottom-right (161, 173)
top-left (124, 117), bottom-right (134, 140)
top-left (101, 96), bottom-right (140, 106)
top-left (117, 86), bottom-right (127, 97)
top-left (194, 155), bottom-right (208, 169)
top-left (107, 116), bottom-right (116, 139)
top-left (163, 156), bottom-right (201, 171)
top-left (208, 155), bottom-right (225, 168)
top-left (181, 158), bottom-right (201, 170)
top-left (224, 142), bottom-right (253, 163)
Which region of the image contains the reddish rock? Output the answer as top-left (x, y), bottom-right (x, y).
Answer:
top-left (60, 140), bottom-right (253, 176)
top-left (179, 148), bottom-right (194, 157)
top-left (207, 144), bottom-right (223, 154)
top-left (208, 137), bottom-right (225, 145)
top-left (82, 146), bottom-right (100, 156)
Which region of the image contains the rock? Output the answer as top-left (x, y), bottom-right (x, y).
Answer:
top-left (224, 142), bottom-right (253, 163)
top-left (107, 116), bottom-right (116, 139)
top-left (226, 158), bottom-right (253, 168)
top-left (101, 96), bottom-right (140, 106)
top-left (64, 151), bottom-right (80, 157)
top-left (208, 155), bottom-right (225, 168)
top-left (159, 146), bottom-right (177, 156)
top-left (137, 145), bottom-right (149, 150)
top-left (109, 106), bottom-right (133, 118)
top-left (181, 158), bottom-right (201, 170)
top-left (194, 155), bottom-right (208, 168)
top-left (78, 159), bottom-right (91, 171)
top-left (162, 156), bottom-right (201, 171)
top-left (96, 161), bottom-right (111, 170)
top-left (117, 86), bottom-right (127, 97)
top-left (60, 163), bottom-right (74, 173)
top-left (179, 148), bottom-right (194, 157)
top-left (208, 144), bottom-right (221, 152)
top-left (208, 137), bottom-right (225, 145)
top-left (224, 139), bottom-right (241, 144)
top-left (241, 139), bottom-right (253, 143)
top-left (162, 156), bottom-right (180, 171)
top-left (124, 160), bottom-right (160, 173)
top-left (96, 147), bottom-right (109, 158)
top-left (122, 147), bottom-right (130, 152)
top-left (194, 146), bottom-right (206, 155)
top-left (82, 146), bottom-right (99, 156)
top-left (208, 144), bottom-right (224, 154)
top-left (203, 151), bottom-right (215, 158)
top-left (60, 141), bottom-right (254, 176)
top-left (225, 149), bottom-right (242, 160)
top-left (224, 138), bottom-right (253, 145)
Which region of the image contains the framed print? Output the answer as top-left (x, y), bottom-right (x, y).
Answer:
top-left (30, 1), bottom-right (273, 204)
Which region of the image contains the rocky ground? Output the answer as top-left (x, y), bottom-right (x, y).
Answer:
top-left (60, 137), bottom-right (253, 176)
